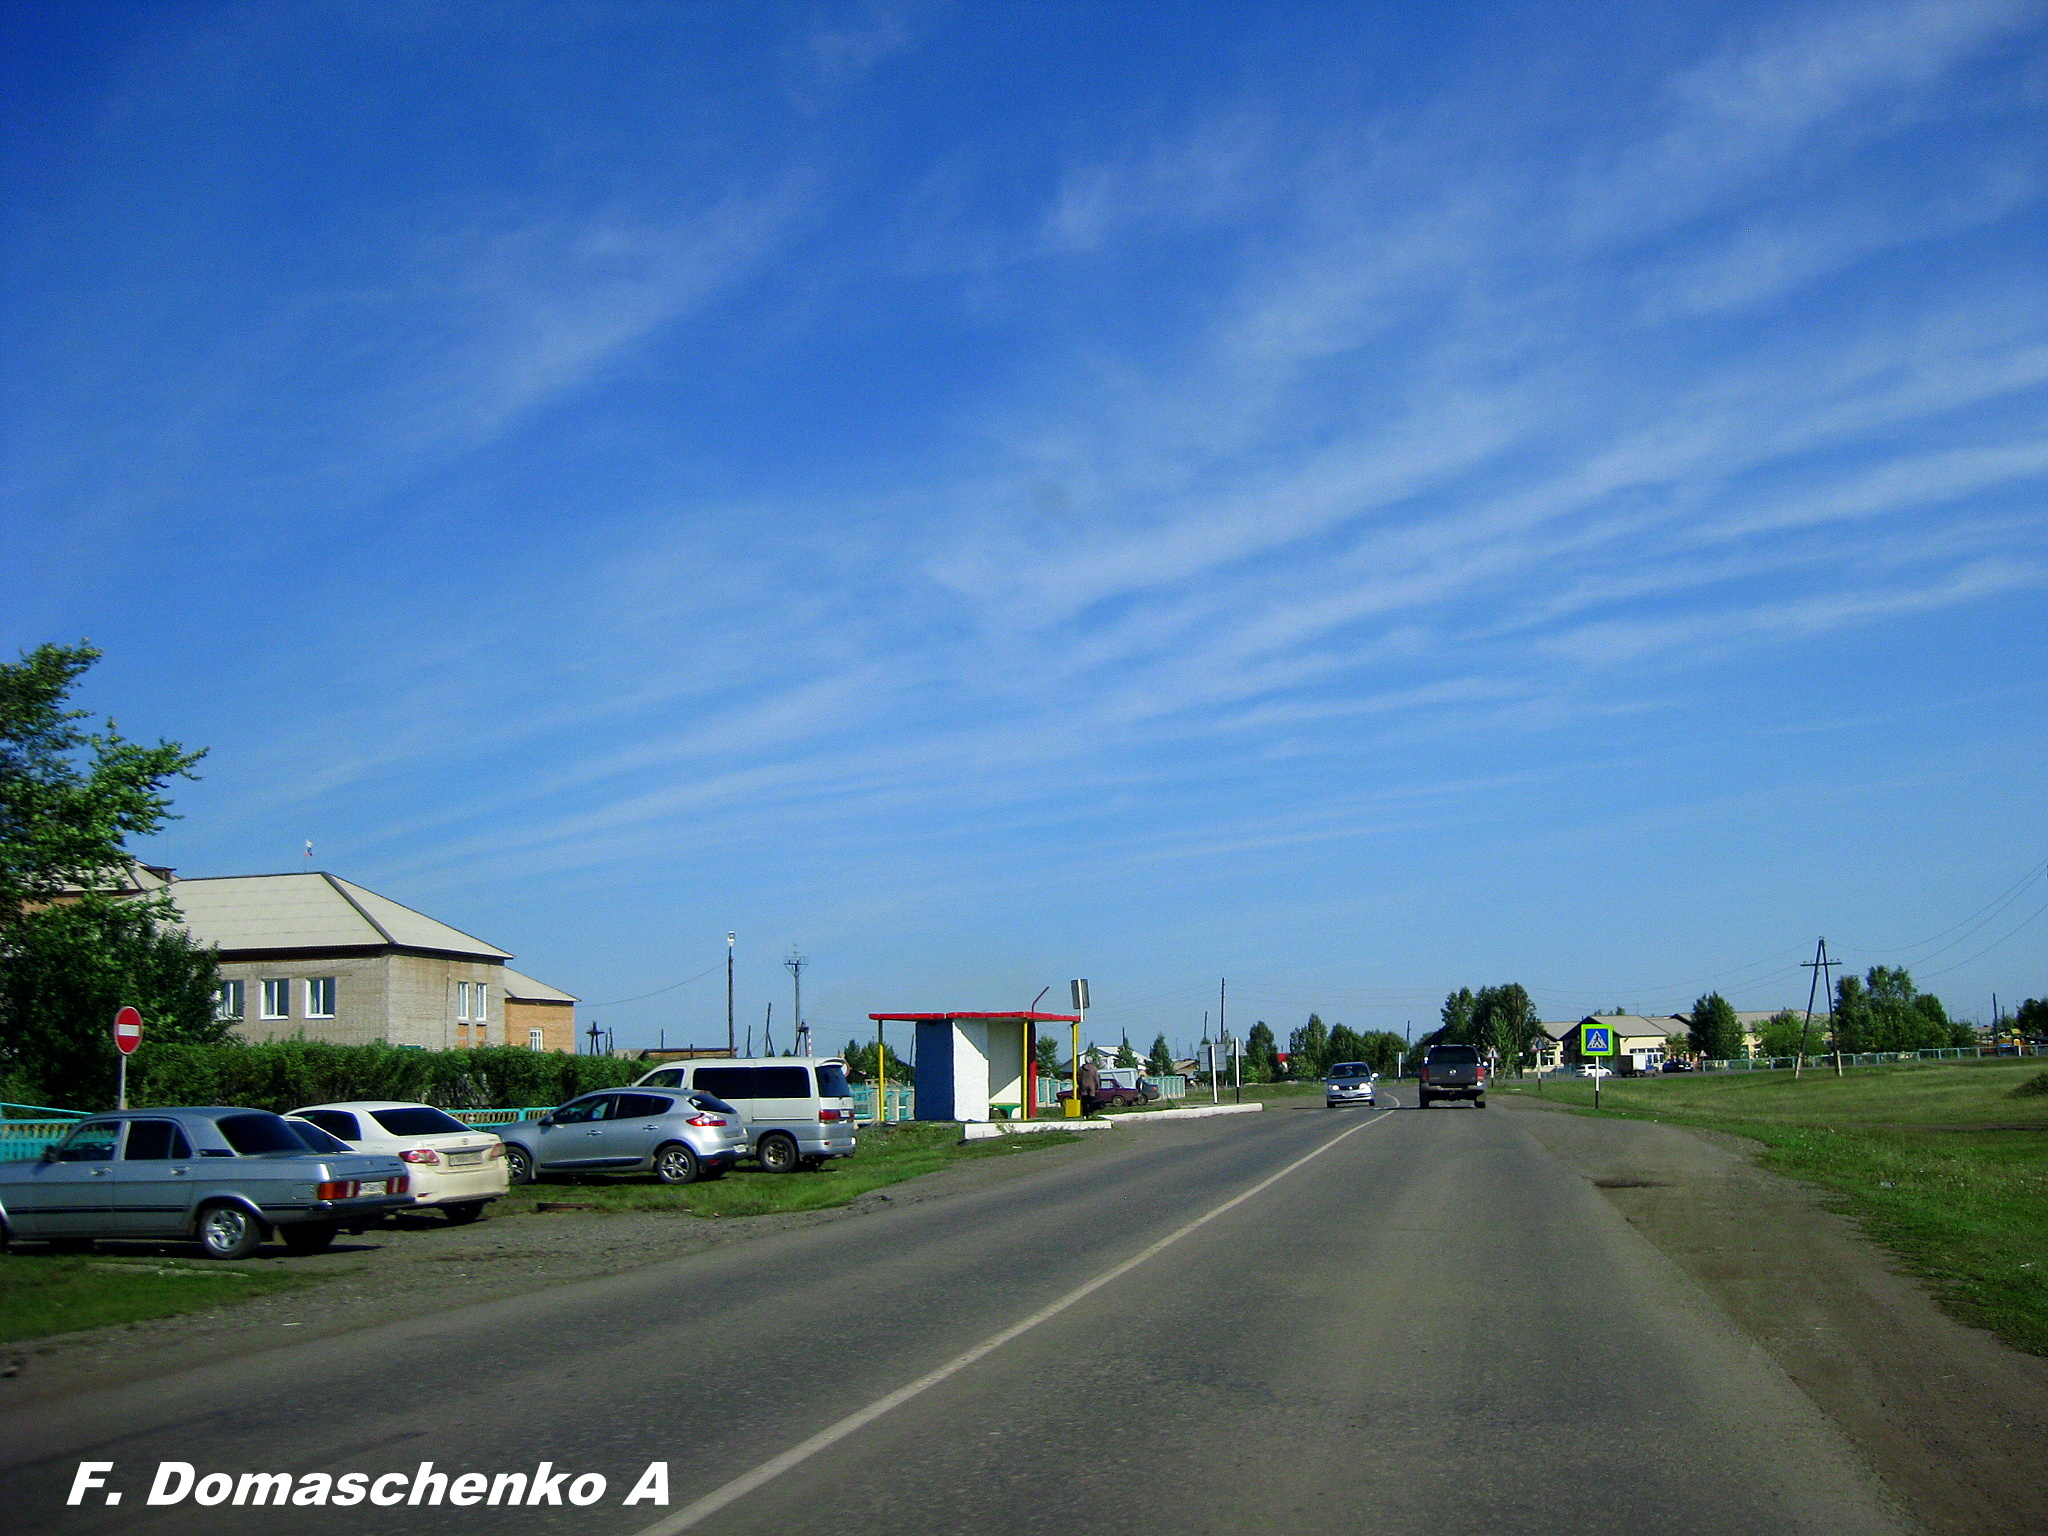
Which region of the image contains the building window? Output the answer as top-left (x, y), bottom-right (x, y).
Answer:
top-left (261, 979), bottom-right (291, 1020)
top-left (306, 977), bottom-right (336, 1018)
top-left (456, 980), bottom-right (470, 1020)
top-left (528, 1027), bottom-right (544, 1050)
top-left (472, 983), bottom-right (486, 1023)
top-left (215, 980), bottom-right (245, 1022)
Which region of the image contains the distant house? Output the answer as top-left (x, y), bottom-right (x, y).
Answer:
top-left (1666, 1009), bottom-right (1804, 1058)
top-left (168, 871), bottom-right (578, 1052)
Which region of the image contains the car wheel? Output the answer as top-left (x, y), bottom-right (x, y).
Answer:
top-left (756, 1132), bottom-right (801, 1174)
top-left (1475, 1097), bottom-right (1487, 1108)
top-left (280, 1222), bottom-right (338, 1254)
top-left (196, 1203), bottom-right (263, 1261)
top-left (1418, 1094), bottom-right (1432, 1108)
top-left (442, 1201), bottom-right (488, 1225)
top-left (504, 1145), bottom-right (535, 1185)
top-left (653, 1143), bottom-right (701, 1185)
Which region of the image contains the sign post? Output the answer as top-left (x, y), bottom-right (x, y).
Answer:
top-left (1066, 979), bottom-right (1089, 1118)
top-left (1582, 1023), bottom-right (1615, 1110)
top-left (113, 1005), bottom-right (143, 1110)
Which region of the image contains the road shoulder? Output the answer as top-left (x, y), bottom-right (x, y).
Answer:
top-left (1498, 1095), bottom-right (2048, 1536)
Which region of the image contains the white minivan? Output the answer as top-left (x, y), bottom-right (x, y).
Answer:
top-left (631, 1057), bottom-right (857, 1172)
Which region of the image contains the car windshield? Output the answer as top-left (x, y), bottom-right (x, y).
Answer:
top-left (217, 1113), bottom-right (307, 1154)
top-left (1328, 1063), bottom-right (1371, 1078)
top-left (287, 1120), bottom-right (353, 1153)
top-left (369, 1106), bottom-right (472, 1137)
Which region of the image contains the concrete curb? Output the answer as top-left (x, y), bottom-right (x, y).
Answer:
top-left (960, 1119), bottom-right (1116, 1141)
top-left (1106, 1102), bottom-right (1264, 1123)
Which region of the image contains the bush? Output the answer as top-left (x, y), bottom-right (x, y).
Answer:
top-left (123, 1040), bottom-right (638, 1114)
top-left (2010, 1071), bottom-right (2048, 1100)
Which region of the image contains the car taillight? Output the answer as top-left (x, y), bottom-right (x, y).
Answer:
top-left (399, 1148), bottom-right (441, 1163)
top-left (316, 1180), bottom-right (356, 1200)
top-left (389, 1174), bottom-right (408, 1194)
top-left (484, 1142), bottom-right (505, 1159)
top-left (685, 1114), bottom-right (728, 1127)
top-left (819, 1108), bottom-right (850, 1122)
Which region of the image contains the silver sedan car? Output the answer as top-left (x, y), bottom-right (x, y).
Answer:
top-left (0, 1106), bottom-right (414, 1259)
top-left (494, 1088), bottom-right (748, 1185)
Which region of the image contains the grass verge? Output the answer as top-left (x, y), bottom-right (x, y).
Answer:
top-left (497, 1118), bottom-right (1083, 1219)
top-left (0, 1253), bottom-right (318, 1344)
top-left (1501, 1058), bottom-right (2048, 1356)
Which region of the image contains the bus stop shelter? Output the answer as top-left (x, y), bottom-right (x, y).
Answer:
top-left (868, 1011), bottom-right (1081, 1123)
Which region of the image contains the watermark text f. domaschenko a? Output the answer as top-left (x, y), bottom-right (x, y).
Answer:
top-left (68, 1459), bottom-right (672, 1508)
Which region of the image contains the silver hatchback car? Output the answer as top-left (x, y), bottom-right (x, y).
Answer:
top-left (493, 1088), bottom-right (748, 1185)
top-left (1324, 1062), bottom-right (1379, 1108)
top-left (0, 1107), bottom-right (414, 1259)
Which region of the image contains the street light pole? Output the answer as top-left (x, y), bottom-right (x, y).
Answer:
top-left (726, 932), bottom-right (736, 1055)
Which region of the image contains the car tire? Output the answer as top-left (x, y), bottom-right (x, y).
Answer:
top-left (442, 1201), bottom-right (488, 1225)
top-left (280, 1222), bottom-right (338, 1254)
top-left (756, 1132), bottom-right (801, 1174)
top-left (1418, 1093), bottom-right (1432, 1108)
top-left (504, 1145), bottom-right (535, 1185)
top-left (1475, 1097), bottom-right (1488, 1109)
top-left (196, 1203), bottom-right (263, 1261)
top-left (653, 1143), bottom-right (701, 1185)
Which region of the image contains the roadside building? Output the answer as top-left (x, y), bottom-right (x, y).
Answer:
top-left (167, 871), bottom-right (577, 1051)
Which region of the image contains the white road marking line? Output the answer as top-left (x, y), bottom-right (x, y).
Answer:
top-left (631, 1108), bottom-right (1397, 1536)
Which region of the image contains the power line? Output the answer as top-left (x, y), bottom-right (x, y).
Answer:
top-left (1918, 895), bottom-right (2048, 980)
top-left (583, 961), bottom-right (725, 1010)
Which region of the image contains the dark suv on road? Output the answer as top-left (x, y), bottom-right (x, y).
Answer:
top-left (1417, 1044), bottom-right (1486, 1108)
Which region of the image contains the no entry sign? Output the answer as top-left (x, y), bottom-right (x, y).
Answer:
top-left (113, 1005), bottom-right (143, 1055)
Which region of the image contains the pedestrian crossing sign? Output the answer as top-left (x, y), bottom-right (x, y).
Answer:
top-left (1582, 1025), bottom-right (1615, 1056)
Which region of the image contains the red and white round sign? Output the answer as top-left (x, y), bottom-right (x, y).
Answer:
top-left (113, 1005), bottom-right (143, 1056)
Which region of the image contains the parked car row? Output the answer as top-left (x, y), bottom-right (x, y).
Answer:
top-left (0, 1058), bottom-right (860, 1261)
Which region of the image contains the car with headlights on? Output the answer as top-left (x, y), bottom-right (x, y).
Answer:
top-left (0, 1107), bottom-right (412, 1259)
top-left (287, 1102), bottom-right (509, 1224)
top-left (1324, 1062), bottom-right (1378, 1107)
top-left (492, 1088), bottom-right (748, 1186)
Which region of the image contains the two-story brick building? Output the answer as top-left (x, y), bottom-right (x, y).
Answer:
top-left (167, 871), bottom-right (577, 1052)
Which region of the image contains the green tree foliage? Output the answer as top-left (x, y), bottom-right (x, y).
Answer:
top-left (2010, 998), bottom-right (2045, 1039)
top-left (1287, 1014), bottom-right (1330, 1079)
top-left (1833, 967), bottom-right (1971, 1052)
top-left (1355, 1030), bottom-right (1406, 1076)
top-left (1438, 988), bottom-right (1478, 1046)
top-left (839, 1038), bottom-right (902, 1084)
top-left (1324, 1024), bottom-right (1368, 1068)
top-left (1146, 1033), bottom-right (1174, 1077)
top-left (1687, 991), bottom-right (1744, 1060)
top-left (1034, 1032), bottom-right (1064, 1078)
top-left (1472, 983), bottom-right (1539, 1070)
top-left (1115, 1035), bottom-right (1139, 1069)
top-left (0, 644), bottom-right (215, 1107)
top-left (1, 643), bottom-right (205, 926)
top-left (1755, 1009), bottom-right (1814, 1058)
top-left (0, 894), bottom-right (228, 1107)
top-left (1244, 1021), bottom-right (1280, 1082)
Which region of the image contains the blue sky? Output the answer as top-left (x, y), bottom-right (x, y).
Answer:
top-left (5, 0), bottom-right (2044, 1054)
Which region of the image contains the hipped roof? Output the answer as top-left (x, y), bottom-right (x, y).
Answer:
top-left (170, 872), bottom-right (512, 960)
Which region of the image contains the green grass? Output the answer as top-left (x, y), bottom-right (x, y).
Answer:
top-left (0, 1252), bottom-right (318, 1343)
top-left (1502, 1057), bottom-right (2048, 1356)
top-left (498, 1119), bottom-right (1083, 1219)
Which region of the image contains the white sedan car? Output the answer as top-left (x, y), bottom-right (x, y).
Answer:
top-left (287, 1101), bottom-right (508, 1223)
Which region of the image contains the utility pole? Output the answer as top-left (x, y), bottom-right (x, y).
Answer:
top-left (785, 949), bottom-right (806, 1058)
top-left (762, 1001), bottom-right (773, 1057)
top-left (727, 932), bottom-right (736, 1055)
top-left (1797, 938), bottom-right (1842, 1080)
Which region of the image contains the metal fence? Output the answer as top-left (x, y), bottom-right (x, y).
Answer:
top-left (850, 1086), bottom-right (916, 1122)
top-left (1, 1103), bottom-right (86, 1162)
top-left (1035, 1074), bottom-right (1188, 1107)
top-left (1699, 1044), bottom-right (2039, 1073)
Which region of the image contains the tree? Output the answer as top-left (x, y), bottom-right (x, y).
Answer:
top-left (1324, 1024), bottom-right (1368, 1067)
top-left (1834, 967), bottom-right (1969, 1052)
top-left (1, 893), bottom-right (228, 1107)
top-left (1288, 1014), bottom-right (1330, 1079)
top-left (1, 643), bottom-right (205, 927)
top-left (1034, 1033), bottom-right (1064, 1079)
top-left (1115, 1035), bottom-right (1139, 1070)
top-left (1687, 992), bottom-right (1744, 1061)
top-left (1755, 1009), bottom-right (1809, 1059)
top-left (1439, 989), bottom-right (1478, 1047)
top-left (1146, 1033), bottom-right (1174, 1077)
top-left (1356, 1030), bottom-right (1406, 1076)
top-left (2014, 998), bottom-right (2047, 1040)
top-left (1472, 983), bottom-right (1539, 1071)
top-left (0, 644), bottom-right (214, 1108)
top-left (1244, 1021), bottom-right (1280, 1082)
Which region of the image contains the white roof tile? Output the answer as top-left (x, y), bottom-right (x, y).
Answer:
top-left (169, 872), bottom-right (511, 960)
top-left (501, 967), bottom-right (577, 1003)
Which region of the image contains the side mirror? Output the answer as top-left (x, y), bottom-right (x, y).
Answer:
top-left (537, 1113), bottom-right (556, 1128)
top-left (41, 1146), bottom-right (58, 1163)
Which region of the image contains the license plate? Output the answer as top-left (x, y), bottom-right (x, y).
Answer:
top-left (360, 1180), bottom-right (388, 1195)
top-left (446, 1151), bottom-right (482, 1166)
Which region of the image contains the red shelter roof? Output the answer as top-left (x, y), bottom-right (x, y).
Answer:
top-left (868, 1011), bottom-right (1082, 1023)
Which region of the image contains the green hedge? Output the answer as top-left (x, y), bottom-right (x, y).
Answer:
top-left (120, 1040), bottom-right (639, 1115)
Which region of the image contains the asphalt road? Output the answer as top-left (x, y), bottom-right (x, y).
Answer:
top-left (1, 1101), bottom-right (1911, 1536)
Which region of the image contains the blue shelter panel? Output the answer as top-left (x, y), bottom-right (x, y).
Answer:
top-left (915, 1019), bottom-right (955, 1121)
